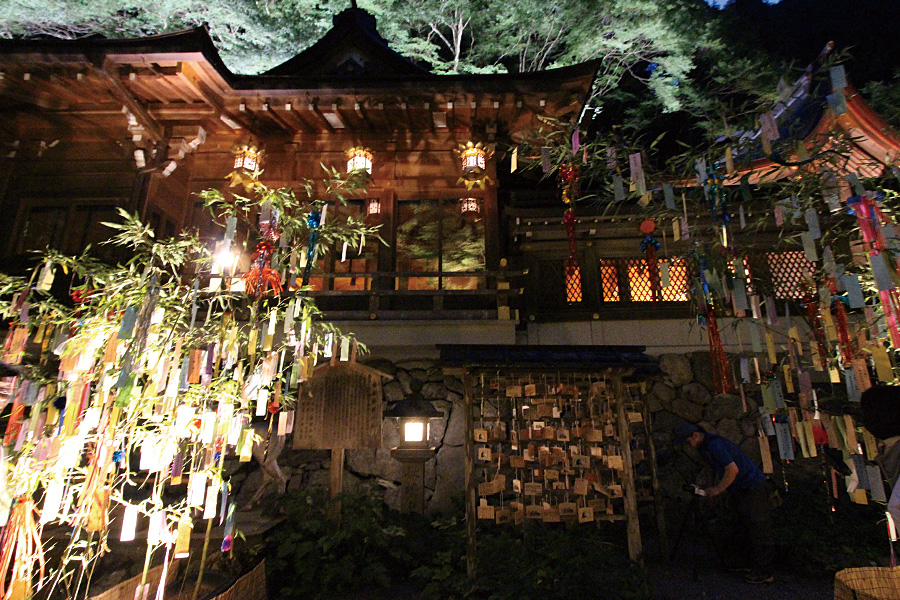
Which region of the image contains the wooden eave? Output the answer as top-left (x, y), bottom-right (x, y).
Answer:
top-left (715, 84), bottom-right (900, 186)
top-left (0, 29), bottom-right (597, 140)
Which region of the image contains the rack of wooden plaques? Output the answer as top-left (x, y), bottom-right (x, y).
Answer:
top-left (468, 370), bottom-right (644, 559)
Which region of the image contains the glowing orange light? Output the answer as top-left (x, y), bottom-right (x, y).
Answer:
top-left (347, 147), bottom-right (373, 174)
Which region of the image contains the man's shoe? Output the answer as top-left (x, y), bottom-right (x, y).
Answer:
top-left (743, 571), bottom-right (774, 584)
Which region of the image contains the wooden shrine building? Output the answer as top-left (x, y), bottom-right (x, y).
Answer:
top-left (1, 7), bottom-right (900, 359)
top-left (0, 8), bottom-right (598, 359)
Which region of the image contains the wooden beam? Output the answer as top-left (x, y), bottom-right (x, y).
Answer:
top-left (176, 62), bottom-right (252, 132)
top-left (353, 101), bottom-right (371, 131)
top-left (260, 101), bottom-right (298, 135)
top-left (96, 60), bottom-right (164, 141)
top-left (309, 102), bottom-right (335, 133)
top-left (277, 101), bottom-right (315, 134)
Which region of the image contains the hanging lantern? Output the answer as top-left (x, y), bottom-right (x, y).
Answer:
top-left (457, 141), bottom-right (492, 190)
top-left (460, 198), bottom-right (480, 214)
top-left (233, 143), bottom-right (262, 173)
top-left (367, 197), bottom-right (381, 216)
top-left (347, 147), bottom-right (373, 174)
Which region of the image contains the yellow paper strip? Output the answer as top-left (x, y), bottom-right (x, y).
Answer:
top-left (759, 435), bottom-right (774, 474)
top-left (802, 421), bottom-right (817, 458)
top-left (765, 332), bottom-right (777, 365)
top-left (872, 344), bottom-right (894, 382)
top-left (843, 415), bottom-right (859, 453)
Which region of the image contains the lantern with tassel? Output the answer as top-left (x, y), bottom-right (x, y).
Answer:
top-left (346, 147), bottom-right (373, 174)
top-left (457, 142), bottom-right (492, 190)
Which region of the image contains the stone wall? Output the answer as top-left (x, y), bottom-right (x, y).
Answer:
top-left (228, 352), bottom-right (761, 512)
top-left (228, 357), bottom-right (467, 514)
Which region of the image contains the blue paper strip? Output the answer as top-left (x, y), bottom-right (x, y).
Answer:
top-left (870, 253), bottom-right (895, 292)
top-left (805, 208), bottom-right (821, 239)
top-left (663, 183), bottom-right (676, 210)
top-left (842, 273), bottom-right (865, 308)
top-left (117, 306), bottom-right (137, 340)
top-left (774, 422), bottom-right (795, 460)
top-left (733, 278), bottom-right (749, 311)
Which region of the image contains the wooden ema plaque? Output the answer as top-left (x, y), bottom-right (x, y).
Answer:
top-left (293, 363), bottom-right (384, 450)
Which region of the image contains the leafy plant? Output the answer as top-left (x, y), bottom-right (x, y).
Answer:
top-left (266, 489), bottom-right (417, 599)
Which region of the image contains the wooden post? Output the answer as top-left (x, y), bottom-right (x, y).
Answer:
top-left (613, 374), bottom-right (643, 563)
top-left (329, 447), bottom-right (344, 523)
top-left (462, 371), bottom-right (477, 580)
top-left (643, 397), bottom-right (669, 558)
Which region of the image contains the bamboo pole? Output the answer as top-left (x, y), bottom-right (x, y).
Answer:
top-left (191, 447), bottom-right (226, 600)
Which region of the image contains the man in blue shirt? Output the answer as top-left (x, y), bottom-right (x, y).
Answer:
top-left (675, 422), bottom-right (774, 584)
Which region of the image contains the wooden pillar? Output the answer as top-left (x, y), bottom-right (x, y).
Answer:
top-left (483, 169), bottom-right (500, 272)
top-left (463, 371), bottom-right (477, 580)
top-left (328, 447), bottom-right (344, 522)
top-left (377, 187), bottom-right (395, 291)
top-left (643, 396), bottom-right (669, 558)
top-left (613, 374), bottom-right (642, 563)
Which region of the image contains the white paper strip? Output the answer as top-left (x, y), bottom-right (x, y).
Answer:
top-left (174, 406), bottom-right (195, 438)
top-left (256, 388), bottom-right (268, 417)
top-left (120, 504), bottom-right (139, 542)
top-left (40, 479), bottom-right (65, 524)
top-left (188, 472), bottom-right (208, 507)
top-left (200, 411), bottom-right (216, 444)
top-left (148, 511), bottom-right (166, 546)
top-left (285, 411), bottom-right (295, 435)
top-left (203, 484), bottom-right (218, 519)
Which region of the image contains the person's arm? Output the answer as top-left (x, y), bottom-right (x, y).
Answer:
top-left (706, 462), bottom-right (738, 497)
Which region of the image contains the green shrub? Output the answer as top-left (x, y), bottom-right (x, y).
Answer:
top-left (265, 489), bottom-right (417, 599)
top-left (265, 491), bottom-right (650, 600)
top-left (413, 517), bottom-right (651, 600)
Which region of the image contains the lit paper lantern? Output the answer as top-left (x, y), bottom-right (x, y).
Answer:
top-left (233, 143), bottom-right (261, 173)
top-left (367, 197), bottom-right (381, 215)
top-left (457, 141), bottom-right (492, 189)
top-left (347, 147), bottom-right (373, 174)
top-left (460, 198), bottom-right (480, 214)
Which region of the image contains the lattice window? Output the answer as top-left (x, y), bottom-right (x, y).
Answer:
top-left (565, 258), bottom-right (583, 303)
top-left (659, 258), bottom-right (690, 301)
top-left (599, 260), bottom-right (620, 302)
top-left (765, 251), bottom-right (815, 299)
top-left (625, 259), bottom-right (651, 301)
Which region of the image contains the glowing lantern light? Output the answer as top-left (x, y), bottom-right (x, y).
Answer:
top-left (565, 258), bottom-right (583, 303)
top-left (367, 197), bottom-right (381, 215)
top-left (232, 143), bottom-right (262, 173)
top-left (461, 198), bottom-right (480, 214)
top-left (383, 380), bottom-right (442, 450)
top-left (347, 147), bottom-right (373, 174)
top-left (457, 141), bottom-right (492, 189)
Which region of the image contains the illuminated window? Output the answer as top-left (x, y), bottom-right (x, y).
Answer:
top-left (599, 260), bottom-right (620, 302)
top-left (765, 251), bottom-right (814, 299)
top-left (659, 258), bottom-right (690, 301)
top-left (609, 257), bottom-right (690, 302)
top-left (565, 258), bottom-right (583, 303)
top-left (396, 199), bottom-right (485, 290)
